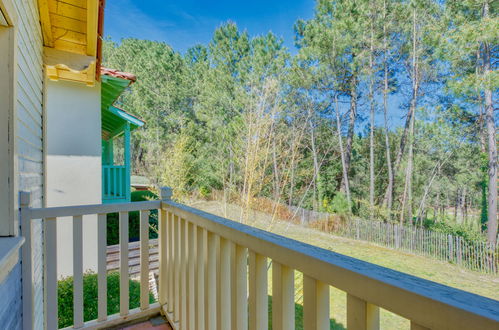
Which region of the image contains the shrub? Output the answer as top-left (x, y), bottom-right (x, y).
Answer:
top-left (58, 272), bottom-right (155, 328)
top-left (107, 190), bottom-right (159, 245)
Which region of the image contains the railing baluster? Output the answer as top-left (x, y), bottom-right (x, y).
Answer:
top-left (140, 210), bottom-right (150, 310)
top-left (234, 245), bottom-right (248, 330)
top-left (20, 192), bottom-right (33, 330)
top-left (119, 211), bottom-right (129, 316)
top-left (159, 209), bottom-right (167, 306)
top-left (167, 212), bottom-right (174, 313)
top-left (180, 218), bottom-right (188, 328)
top-left (107, 167), bottom-right (111, 198)
top-left (347, 294), bottom-right (380, 330)
top-left (206, 231), bottom-right (217, 330)
top-left (196, 226), bottom-right (206, 330)
top-left (303, 275), bottom-right (329, 330)
top-left (219, 237), bottom-right (231, 330)
top-left (73, 215), bottom-right (84, 328)
top-left (273, 262), bottom-right (294, 330)
top-left (174, 215), bottom-right (180, 322)
top-left (186, 222), bottom-right (195, 329)
top-left (249, 251), bottom-right (268, 330)
top-left (45, 217), bottom-right (58, 329)
top-left (97, 213), bottom-right (107, 321)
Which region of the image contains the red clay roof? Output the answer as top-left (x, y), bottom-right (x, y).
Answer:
top-left (101, 67), bottom-right (137, 82)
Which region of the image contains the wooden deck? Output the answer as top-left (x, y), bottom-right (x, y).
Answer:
top-left (107, 238), bottom-right (159, 276)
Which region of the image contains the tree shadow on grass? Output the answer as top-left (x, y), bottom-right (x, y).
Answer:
top-left (268, 295), bottom-right (346, 330)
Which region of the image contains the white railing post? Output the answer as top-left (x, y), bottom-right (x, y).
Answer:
top-left (44, 217), bottom-right (58, 329)
top-left (119, 211), bottom-right (129, 316)
top-left (73, 215), bottom-right (84, 328)
top-left (234, 245), bottom-right (248, 330)
top-left (273, 262), bottom-right (294, 330)
top-left (159, 186), bottom-right (173, 311)
top-left (97, 213), bottom-right (107, 321)
top-left (347, 294), bottom-right (380, 330)
top-left (219, 237), bottom-right (231, 330)
top-left (303, 275), bottom-right (329, 330)
top-left (20, 191), bottom-right (33, 330)
top-left (140, 210), bottom-right (150, 310)
top-left (249, 251), bottom-right (268, 330)
top-left (196, 226), bottom-right (206, 330)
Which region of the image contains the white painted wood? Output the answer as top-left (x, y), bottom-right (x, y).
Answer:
top-left (28, 200), bottom-right (161, 219)
top-left (162, 201), bottom-right (499, 330)
top-left (20, 192), bottom-right (33, 330)
top-left (180, 218), bottom-right (188, 329)
top-left (188, 222), bottom-right (196, 330)
top-left (73, 215), bottom-right (84, 328)
top-left (44, 217), bottom-right (58, 330)
top-left (0, 236), bottom-right (24, 283)
top-left (62, 303), bottom-right (161, 330)
top-left (410, 321), bottom-right (430, 330)
top-left (140, 210), bottom-right (150, 310)
top-left (196, 226), bottom-right (206, 330)
top-left (248, 251), bottom-right (267, 330)
top-left (119, 211), bottom-right (129, 316)
top-left (272, 262), bottom-right (294, 330)
top-left (206, 231), bottom-right (217, 330)
top-left (158, 209), bottom-right (167, 306)
top-left (173, 215), bottom-right (180, 322)
top-left (97, 213), bottom-right (107, 321)
top-left (303, 275), bottom-right (329, 330)
top-left (234, 245), bottom-right (248, 330)
top-left (219, 237), bottom-right (231, 330)
top-left (167, 212), bottom-right (174, 313)
top-left (347, 294), bottom-right (379, 330)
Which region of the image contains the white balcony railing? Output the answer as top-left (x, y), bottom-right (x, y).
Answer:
top-left (20, 188), bottom-right (499, 330)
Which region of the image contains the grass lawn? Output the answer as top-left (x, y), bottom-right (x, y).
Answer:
top-left (191, 200), bottom-right (499, 329)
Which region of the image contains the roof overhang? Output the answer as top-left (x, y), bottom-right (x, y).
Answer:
top-left (39, 0), bottom-right (105, 86)
top-left (102, 106), bottom-right (144, 140)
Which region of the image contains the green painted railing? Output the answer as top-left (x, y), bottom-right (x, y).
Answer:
top-left (102, 165), bottom-right (127, 201)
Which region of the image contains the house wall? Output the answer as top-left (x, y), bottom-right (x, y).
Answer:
top-left (0, 0), bottom-right (45, 328)
top-left (45, 79), bottom-right (102, 277)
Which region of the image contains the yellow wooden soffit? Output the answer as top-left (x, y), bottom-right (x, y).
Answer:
top-left (86, 0), bottom-right (99, 56)
top-left (37, 0), bottom-right (54, 47)
top-left (45, 61), bottom-right (96, 86)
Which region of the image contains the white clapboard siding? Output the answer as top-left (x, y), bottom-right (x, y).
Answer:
top-left (12, 0), bottom-right (44, 329)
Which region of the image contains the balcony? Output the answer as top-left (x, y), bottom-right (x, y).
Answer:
top-left (102, 165), bottom-right (128, 202)
top-left (20, 188), bottom-right (499, 330)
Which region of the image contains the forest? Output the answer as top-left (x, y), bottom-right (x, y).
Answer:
top-left (102, 0), bottom-right (498, 247)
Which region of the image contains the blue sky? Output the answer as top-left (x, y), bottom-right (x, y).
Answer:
top-left (104, 0), bottom-right (315, 53)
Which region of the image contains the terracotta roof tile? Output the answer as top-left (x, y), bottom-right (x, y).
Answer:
top-left (101, 67), bottom-right (137, 82)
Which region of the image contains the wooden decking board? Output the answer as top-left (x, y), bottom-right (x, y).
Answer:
top-left (106, 239), bottom-right (159, 276)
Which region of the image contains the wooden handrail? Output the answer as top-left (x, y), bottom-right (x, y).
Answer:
top-left (18, 187), bottom-right (499, 330)
top-left (161, 200), bottom-right (499, 330)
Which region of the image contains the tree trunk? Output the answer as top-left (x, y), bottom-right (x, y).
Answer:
top-left (382, 0), bottom-right (394, 219)
top-left (341, 74), bottom-right (358, 192)
top-left (483, 0), bottom-right (497, 247)
top-left (400, 6), bottom-right (418, 225)
top-left (369, 10), bottom-right (376, 220)
top-left (310, 119), bottom-right (322, 211)
top-left (335, 94), bottom-right (351, 208)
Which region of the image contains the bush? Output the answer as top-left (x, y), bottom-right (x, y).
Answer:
top-left (107, 190), bottom-right (159, 245)
top-left (58, 272), bottom-right (155, 328)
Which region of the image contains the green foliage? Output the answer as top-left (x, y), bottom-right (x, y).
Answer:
top-left (424, 220), bottom-right (485, 244)
top-left (324, 192), bottom-right (351, 216)
top-left (101, 0), bottom-right (494, 243)
top-left (57, 272), bottom-right (154, 328)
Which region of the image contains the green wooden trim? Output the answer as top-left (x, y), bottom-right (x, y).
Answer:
top-left (124, 122), bottom-right (131, 202)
